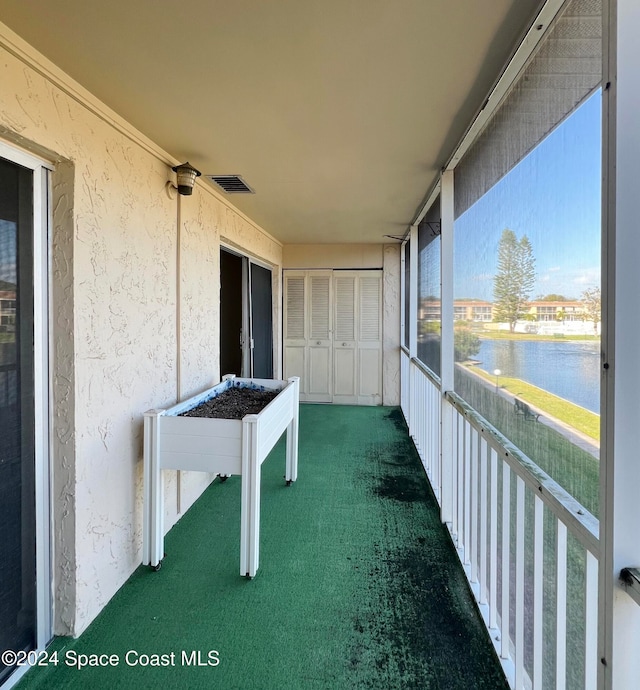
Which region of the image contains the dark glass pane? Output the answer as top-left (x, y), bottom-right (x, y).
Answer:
top-left (219, 249), bottom-right (244, 377)
top-left (250, 263), bottom-right (273, 378)
top-left (417, 198), bottom-right (441, 376)
top-left (0, 157), bottom-right (36, 683)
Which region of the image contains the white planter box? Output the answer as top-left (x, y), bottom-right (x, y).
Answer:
top-left (143, 375), bottom-right (300, 578)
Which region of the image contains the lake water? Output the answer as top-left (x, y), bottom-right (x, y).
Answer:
top-left (474, 339), bottom-right (600, 413)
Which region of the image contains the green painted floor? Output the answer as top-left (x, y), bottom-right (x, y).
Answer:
top-left (18, 405), bottom-right (508, 689)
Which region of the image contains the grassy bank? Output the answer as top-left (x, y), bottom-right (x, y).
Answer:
top-left (455, 369), bottom-right (599, 516)
top-left (477, 331), bottom-right (600, 342)
top-left (469, 366), bottom-right (600, 441)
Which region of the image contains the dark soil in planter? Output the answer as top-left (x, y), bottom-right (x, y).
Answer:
top-left (179, 387), bottom-right (279, 420)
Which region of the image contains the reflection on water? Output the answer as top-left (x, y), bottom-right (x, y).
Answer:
top-left (476, 339), bottom-right (600, 413)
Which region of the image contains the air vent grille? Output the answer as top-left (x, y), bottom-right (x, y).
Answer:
top-left (206, 175), bottom-right (254, 194)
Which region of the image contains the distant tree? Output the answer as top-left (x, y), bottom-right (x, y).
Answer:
top-left (453, 326), bottom-right (481, 362)
top-left (580, 286), bottom-right (601, 335)
top-left (540, 293), bottom-right (567, 302)
top-left (419, 320), bottom-right (440, 337)
top-left (556, 309), bottom-right (566, 323)
top-left (493, 229), bottom-right (536, 332)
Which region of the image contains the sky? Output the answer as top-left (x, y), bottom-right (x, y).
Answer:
top-left (452, 89), bottom-right (602, 302)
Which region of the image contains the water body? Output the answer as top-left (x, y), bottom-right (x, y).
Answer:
top-left (475, 339), bottom-right (600, 413)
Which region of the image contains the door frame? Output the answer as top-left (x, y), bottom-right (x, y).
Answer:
top-left (219, 242), bottom-right (275, 379)
top-left (283, 268), bottom-right (383, 405)
top-left (0, 139), bottom-right (53, 684)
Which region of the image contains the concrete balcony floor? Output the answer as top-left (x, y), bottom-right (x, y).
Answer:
top-left (17, 405), bottom-right (507, 689)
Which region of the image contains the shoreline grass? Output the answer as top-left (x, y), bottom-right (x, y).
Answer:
top-left (455, 369), bottom-right (599, 516)
top-left (468, 365), bottom-right (600, 441)
top-left (476, 331), bottom-right (600, 342)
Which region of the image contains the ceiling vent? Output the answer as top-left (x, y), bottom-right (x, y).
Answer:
top-left (206, 175), bottom-right (254, 194)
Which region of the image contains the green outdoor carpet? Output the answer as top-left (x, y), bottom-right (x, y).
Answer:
top-left (17, 405), bottom-right (508, 689)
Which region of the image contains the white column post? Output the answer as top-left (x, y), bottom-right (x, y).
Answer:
top-left (409, 225), bottom-right (418, 359)
top-left (440, 169), bottom-right (455, 525)
top-left (400, 240), bottom-right (406, 349)
top-left (400, 241), bottom-right (408, 415)
top-left (600, 0), bottom-right (640, 686)
top-left (408, 224), bottom-right (418, 433)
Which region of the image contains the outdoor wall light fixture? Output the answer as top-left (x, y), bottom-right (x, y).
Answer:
top-left (171, 161), bottom-right (201, 196)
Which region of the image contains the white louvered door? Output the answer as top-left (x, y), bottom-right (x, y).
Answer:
top-left (284, 271), bottom-right (332, 402)
top-left (333, 274), bottom-right (357, 403)
top-left (356, 275), bottom-right (382, 404)
top-left (283, 272), bottom-right (306, 390)
top-left (308, 273), bottom-right (332, 401)
top-left (284, 269), bottom-right (382, 405)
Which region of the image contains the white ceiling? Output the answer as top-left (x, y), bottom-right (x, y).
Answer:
top-left (0, 0), bottom-right (542, 244)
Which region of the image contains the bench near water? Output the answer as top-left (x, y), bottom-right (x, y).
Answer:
top-left (514, 397), bottom-right (540, 422)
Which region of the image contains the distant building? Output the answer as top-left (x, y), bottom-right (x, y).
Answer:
top-left (418, 298), bottom-right (588, 325)
top-left (525, 300), bottom-right (584, 322)
top-left (452, 300), bottom-right (494, 322)
top-left (0, 282), bottom-right (16, 333)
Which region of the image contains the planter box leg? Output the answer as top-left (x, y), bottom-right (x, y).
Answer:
top-left (241, 416), bottom-right (260, 578)
top-left (143, 410), bottom-right (164, 568)
top-left (286, 377), bottom-right (300, 484)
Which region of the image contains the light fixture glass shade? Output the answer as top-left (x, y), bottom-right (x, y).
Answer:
top-left (172, 162), bottom-right (201, 195)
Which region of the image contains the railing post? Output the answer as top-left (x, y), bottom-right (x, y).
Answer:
top-left (501, 463), bottom-right (511, 661)
top-left (556, 521), bottom-right (568, 689)
top-left (533, 495), bottom-right (544, 690)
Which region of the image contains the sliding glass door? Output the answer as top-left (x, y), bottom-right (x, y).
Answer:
top-left (220, 248), bottom-right (273, 379)
top-left (0, 156), bottom-right (36, 683)
top-left (0, 145), bottom-right (51, 685)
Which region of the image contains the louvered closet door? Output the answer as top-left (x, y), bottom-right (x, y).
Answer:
top-left (283, 271), bottom-right (332, 402)
top-left (283, 269), bottom-right (382, 405)
top-left (307, 274), bottom-right (332, 401)
top-left (333, 274), bottom-right (358, 404)
top-left (284, 272), bottom-right (306, 390)
top-left (332, 271), bottom-right (382, 405)
top-left (357, 274), bottom-right (382, 405)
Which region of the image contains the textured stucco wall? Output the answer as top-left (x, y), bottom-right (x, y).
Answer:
top-left (283, 243), bottom-right (383, 269)
top-left (0, 36), bottom-right (282, 635)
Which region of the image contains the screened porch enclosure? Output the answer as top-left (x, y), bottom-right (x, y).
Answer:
top-left (401, 0), bottom-right (608, 687)
top-left (3, 0), bottom-right (640, 686)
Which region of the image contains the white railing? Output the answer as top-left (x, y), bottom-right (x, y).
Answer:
top-left (409, 357), bottom-right (441, 501)
top-left (400, 352), bottom-right (599, 690)
top-left (401, 347), bottom-right (410, 421)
